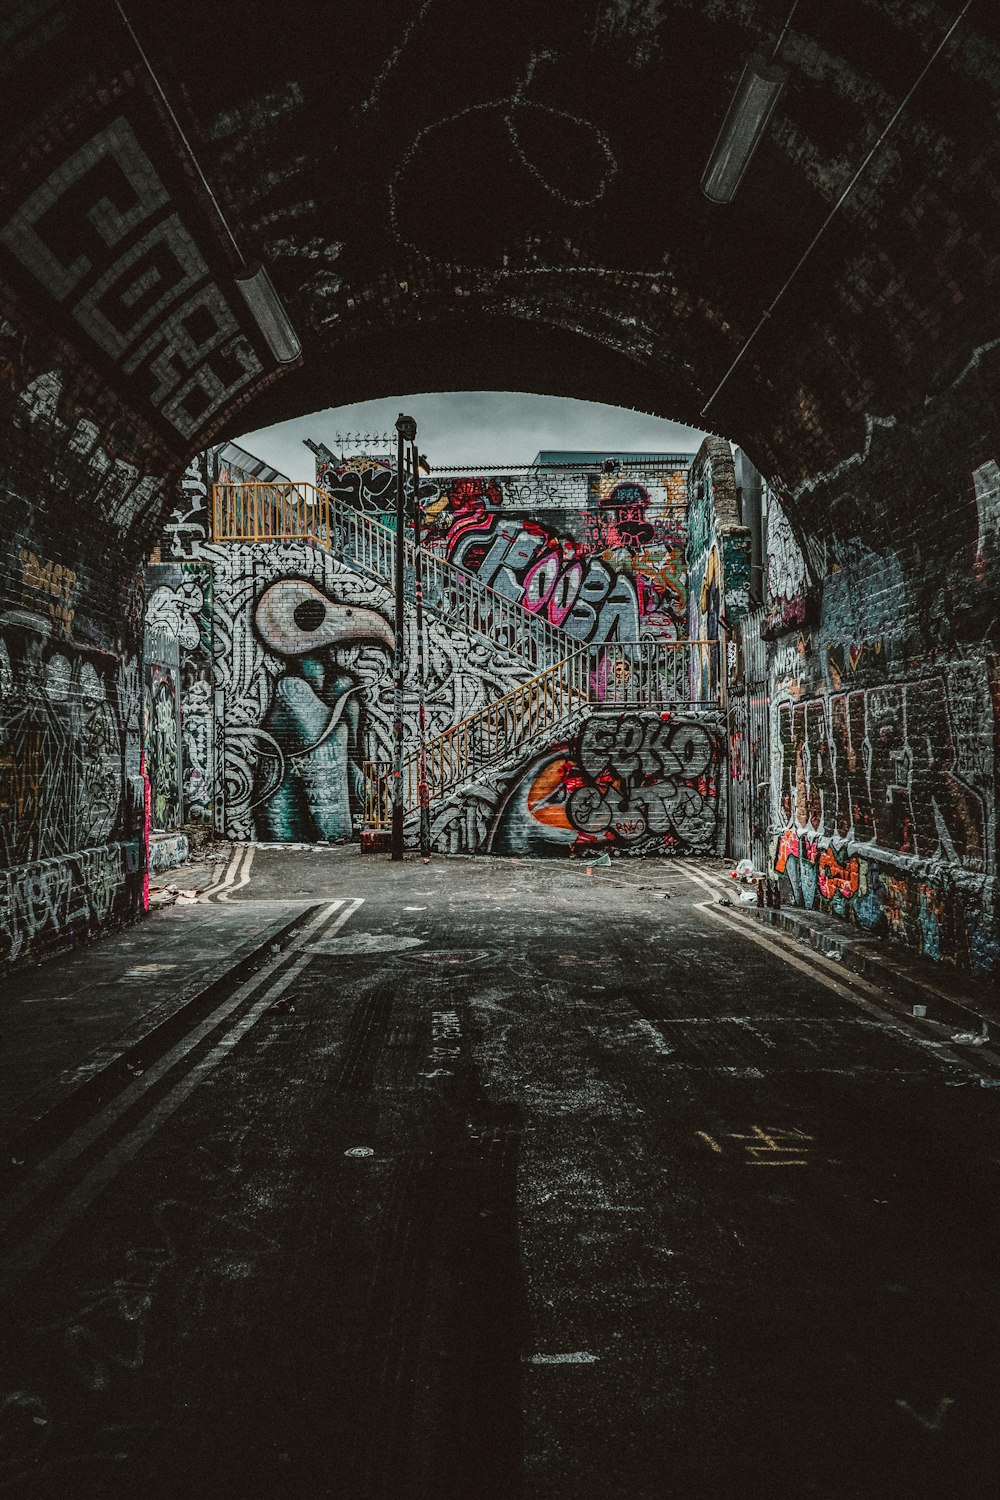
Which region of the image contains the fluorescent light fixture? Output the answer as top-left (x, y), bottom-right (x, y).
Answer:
top-left (235, 263), bottom-right (302, 363)
top-left (701, 54), bottom-right (786, 204)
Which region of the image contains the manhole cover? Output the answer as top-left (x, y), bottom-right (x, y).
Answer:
top-left (409, 949), bottom-right (492, 966)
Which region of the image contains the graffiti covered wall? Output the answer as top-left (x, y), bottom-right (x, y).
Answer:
top-left (158, 452), bottom-right (712, 848)
top-left (316, 455), bottom-right (690, 646)
top-left (769, 634), bottom-right (996, 973)
top-left (145, 561), bottom-right (214, 823)
top-left (157, 458), bottom-right (542, 840)
top-left (760, 466), bottom-right (998, 975)
top-left (686, 438), bottom-right (751, 702)
top-left (419, 708), bottom-right (726, 859)
top-left (0, 335), bottom-right (148, 966)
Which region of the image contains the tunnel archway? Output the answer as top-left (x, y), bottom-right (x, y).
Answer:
top-left (1, 1), bottom-right (997, 971)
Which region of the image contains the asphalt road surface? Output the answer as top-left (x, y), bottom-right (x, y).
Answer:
top-left (1, 850), bottom-right (998, 1499)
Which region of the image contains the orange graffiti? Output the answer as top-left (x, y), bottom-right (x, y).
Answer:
top-left (774, 827), bottom-right (799, 873)
top-left (818, 847), bottom-right (860, 900)
top-left (526, 757), bottom-right (577, 829)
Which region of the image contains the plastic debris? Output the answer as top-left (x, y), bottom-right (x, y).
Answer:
top-left (951, 1032), bottom-right (987, 1046)
top-left (733, 858), bottom-right (755, 881)
top-left (344, 1146), bottom-right (375, 1158)
top-left (978, 1078), bottom-right (1000, 1087)
top-left (739, 889), bottom-right (757, 905)
top-left (912, 1004), bottom-right (927, 1018)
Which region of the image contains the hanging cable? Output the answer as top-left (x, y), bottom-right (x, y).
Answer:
top-left (114, 0), bottom-right (244, 265)
top-left (771, 0), bottom-right (801, 62)
top-left (700, 0), bottom-right (975, 418)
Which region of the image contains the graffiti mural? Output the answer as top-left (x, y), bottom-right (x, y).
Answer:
top-left (0, 614), bottom-right (131, 864)
top-left (425, 468), bottom-right (687, 644)
top-left (686, 439), bottom-right (751, 701)
top-left (770, 654), bottom-right (996, 970)
top-left (0, 842), bottom-right (143, 966)
top-left (145, 561), bottom-right (215, 822)
top-left (316, 454), bottom-right (440, 522)
top-left (0, 607), bottom-right (144, 964)
top-left (145, 660), bottom-right (181, 833)
top-left (199, 539), bottom-right (535, 841)
top-left (762, 489), bottom-right (812, 637)
top-left (492, 711), bottom-right (725, 857)
top-left (418, 709), bottom-right (725, 859)
top-left (250, 578), bottom-right (393, 840)
top-left (313, 456), bottom-right (689, 643)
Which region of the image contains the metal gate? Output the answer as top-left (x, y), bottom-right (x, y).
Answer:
top-left (727, 609), bottom-right (770, 870)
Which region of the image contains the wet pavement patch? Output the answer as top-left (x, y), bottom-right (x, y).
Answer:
top-left (306, 933), bottom-right (426, 956)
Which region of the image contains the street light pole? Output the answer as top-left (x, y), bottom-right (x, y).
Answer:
top-left (391, 414), bottom-right (417, 861)
top-left (410, 442), bottom-right (431, 862)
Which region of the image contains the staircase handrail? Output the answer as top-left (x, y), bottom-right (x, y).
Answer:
top-left (364, 648), bottom-right (592, 826)
top-left (214, 480), bottom-right (585, 671)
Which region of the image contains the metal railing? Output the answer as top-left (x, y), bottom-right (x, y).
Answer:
top-left (590, 640), bottom-right (721, 708)
top-left (363, 650), bottom-right (589, 829)
top-left (361, 641), bottom-right (723, 829)
top-left (213, 480), bottom-right (572, 671)
top-left (213, 480), bottom-right (329, 546)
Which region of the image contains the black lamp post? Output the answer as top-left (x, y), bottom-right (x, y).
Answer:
top-left (410, 444), bottom-right (432, 862)
top-left (392, 414), bottom-right (417, 861)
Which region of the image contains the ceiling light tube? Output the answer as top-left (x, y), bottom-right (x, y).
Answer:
top-left (235, 263), bottom-right (302, 364)
top-left (701, 54), bottom-right (786, 204)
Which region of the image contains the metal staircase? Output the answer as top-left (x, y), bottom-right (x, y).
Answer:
top-left (213, 479), bottom-right (576, 672)
top-left (363, 649), bottom-right (590, 829)
top-left (361, 638), bottom-right (718, 830)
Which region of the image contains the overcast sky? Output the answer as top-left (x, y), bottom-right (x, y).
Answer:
top-left (237, 392), bottom-right (708, 480)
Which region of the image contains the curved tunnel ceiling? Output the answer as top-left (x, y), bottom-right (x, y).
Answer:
top-left (2, 0), bottom-right (999, 498)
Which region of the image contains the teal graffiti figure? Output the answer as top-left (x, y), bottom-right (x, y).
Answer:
top-left (251, 579), bottom-right (393, 842)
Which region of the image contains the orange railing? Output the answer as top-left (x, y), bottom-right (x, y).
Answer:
top-left (213, 480), bottom-right (331, 545)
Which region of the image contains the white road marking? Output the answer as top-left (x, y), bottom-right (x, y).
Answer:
top-left (0, 898), bottom-right (364, 1273)
top-left (528, 1352), bottom-right (600, 1365)
top-left (197, 844), bottom-right (244, 901)
top-left (675, 882), bottom-right (998, 1080)
top-left (675, 864), bottom-right (731, 900)
top-left (217, 844), bottom-right (255, 902)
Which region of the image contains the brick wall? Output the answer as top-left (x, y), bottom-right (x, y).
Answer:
top-left (760, 386), bottom-right (999, 976)
top-left (0, 321), bottom-right (160, 966)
